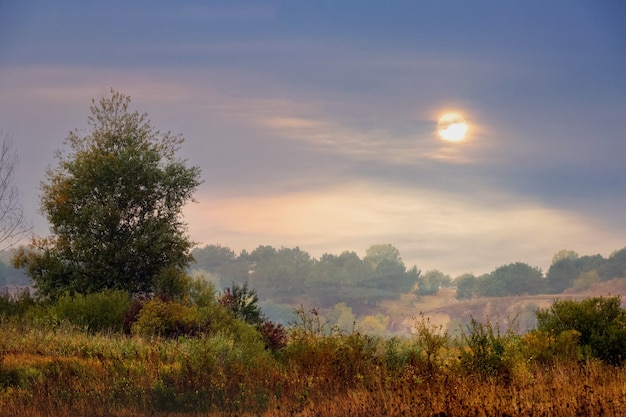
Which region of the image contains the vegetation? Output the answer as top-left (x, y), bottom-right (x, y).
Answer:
top-left (536, 296), bottom-right (626, 365)
top-left (13, 90), bottom-right (202, 298)
top-left (2, 89), bottom-right (625, 415)
top-left (0, 131), bottom-right (31, 250)
top-left (0, 291), bottom-right (624, 416)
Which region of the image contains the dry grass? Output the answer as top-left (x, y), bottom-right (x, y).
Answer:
top-left (1, 314), bottom-right (625, 416)
top-left (3, 362), bottom-right (625, 416)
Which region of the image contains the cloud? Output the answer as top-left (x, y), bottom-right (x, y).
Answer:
top-left (3, 62), bottom-right (623, 279)
top-left (184, 180), bottom-right (624, 276)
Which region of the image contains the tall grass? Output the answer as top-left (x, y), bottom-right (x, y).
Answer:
top-left (1, 296), bottom-right (625, 416)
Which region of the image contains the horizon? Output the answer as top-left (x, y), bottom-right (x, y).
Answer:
top-left (1, 1), bottom-right (624, 278)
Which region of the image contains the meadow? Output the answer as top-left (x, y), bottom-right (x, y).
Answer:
top-left (1, 289), bottom-right (625, 416)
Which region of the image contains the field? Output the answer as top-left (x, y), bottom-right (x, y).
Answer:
top-left (1, 307), bottom-right (625, 416)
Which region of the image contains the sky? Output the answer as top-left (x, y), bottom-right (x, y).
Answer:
top-left (0, 0), bottom-right (624, 277)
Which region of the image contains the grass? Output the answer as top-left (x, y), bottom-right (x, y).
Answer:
top-left (1, 292), bottom-right (626, 416)
top-left (1, 316), bottom-right (625, 416)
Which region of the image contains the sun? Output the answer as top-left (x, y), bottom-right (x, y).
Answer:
top-left (437, 112), bottom-right (468, 142)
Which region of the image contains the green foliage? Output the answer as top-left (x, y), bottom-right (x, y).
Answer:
top-left (371, 259), bottom-right (414, 294)
top-left (413, 314), bottom-right (450, 375)
top-left (458, 317), bottom-right (519, 379)
top-left (475, 262), bottom-right (544, 297)
top-left (131, 298), bottom-right (207, 337)
top-left (545, 254), bottom-right (604, 293)
top-left (326, 302), bottom-right (356, 333)
top-left (364, 244), bottom-right (402, 270)
top-left (0, 288), bottom-right (36, 318)
top-left (455, 273), bottom-right (477, 300)
top-left (186, 274), bottom-right (218, 308)
top-left (416, 269), bottom-right (450, 296)
top-left (551, 249), bottom-right (579, 265)
top-left (2, 295), bottom-right (626, 415)
top-left (15, 90), bottom-right (202, 298)
top-left (219, 283), bottom-right (287, 350)
top-left (218, 283), bottom-right (262, 326)
top-left (572, 270), bottom-right (600, 291)
top-left (599, 247), bottom-right (626, 280)
top-left (153, 267), bottom-right (192, 301)
top-left (51, 290), bottom-right (131, 332)
top-left (191, 244), bottom-right (236, 272)
top-left (252, 246), bottom-right (313, 299)
top-left (536, 296), bottom-right (626, 364)
top-left (522, 329), bottom-right (582, 364)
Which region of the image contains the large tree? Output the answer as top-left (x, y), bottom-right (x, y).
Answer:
top-left (14, 90), bottom-right (202, 297)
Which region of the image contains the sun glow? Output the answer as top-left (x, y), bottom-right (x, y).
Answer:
top-left (437, 112), bottom-right (468, 142)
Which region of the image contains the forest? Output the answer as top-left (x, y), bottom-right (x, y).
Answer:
top-left (4, 244), bottom-right (626, 335)
top-left (187, 243), bottom-right (626, 331)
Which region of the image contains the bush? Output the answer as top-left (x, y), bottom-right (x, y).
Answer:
top-left (52, 290), bottom-right (131, 332)
top-left (0, 288), bottom-right (36, 318)
top-left (536, 296), bottom-right (626, 365)
top-left (413, 314), bottom-right (450, 376)
top-left (219, 283), bottom-right (287, 351)
top-left (131, 299), bottom-right (207, 337)
top-left (258, 320), bottom-right (288, 351)
top-left (458, 317), bottom-right (519, 379)
top-left (522, 329), bottom-right (581, 364)
top-left (283, 307), bottom-right (383, 393)
top-left (218, 283), bottom-right (262, 326)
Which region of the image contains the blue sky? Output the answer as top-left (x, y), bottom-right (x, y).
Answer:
top-left (1, 1), bottom-right (624, 276)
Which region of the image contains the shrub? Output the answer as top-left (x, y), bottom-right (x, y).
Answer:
top-left (283, 307), bottom-right (384, 394)
top-left (131, 299), bottom-right (207, 337)
top-left (218, 283), bottom-right (262, 326)
top-left (536, 296), bottom-right (626, 365)
top-left (52, 290), bottom-right (131, 332)
top-left (0, 288), bottom-right (36, 318)
top-left (522, 329), bottom-right (581, 364)
top-left (219, 283), bottom-right (287, 351)
top-left (413, 314), bottom-right (450, 376)
top-left (458, 317), bottom-right (519, 379)
top-left (258, 319), bottom-right (288, 351)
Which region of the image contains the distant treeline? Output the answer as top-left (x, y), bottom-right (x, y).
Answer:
top-left (190, 244), bottom-right (419, 311)
top-left (4, 245), bottom-right (625, 307)
top-left (190, 244), bottom-right (626, 307)
top-left (457, 248), bottom-right (626, 299)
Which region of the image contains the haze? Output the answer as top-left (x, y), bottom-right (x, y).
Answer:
top-left (0, 1), bottom-right (624, 277)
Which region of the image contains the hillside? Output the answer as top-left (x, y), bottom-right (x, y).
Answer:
top-left (368, 277), bottom-right (626, 335)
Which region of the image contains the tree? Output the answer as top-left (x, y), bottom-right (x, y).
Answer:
top-left (364, 244), bottom-right (402, 270)
top-left (191, 244), bottom-right (236, 272)
top-left (0, 132), bottom-right (31, 249)
top-left (545, 254), bottom-right (604, 293)
top-left (251, 246), bottom-right (313, 300)
top-left (218, 283), bottom-right (262, 326)
top-left (416, 269), bottom-right (450, 297)
top-left (551, 249), bottom-right (579, 265)
top-left (475, 263), bottom-right (544, 297)
top-left (599, 247), bottom-right (626, 281)
top-left (455, 273), bottom-right (477, 300)
top-left (13, 90), bottom-right (202, 298)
